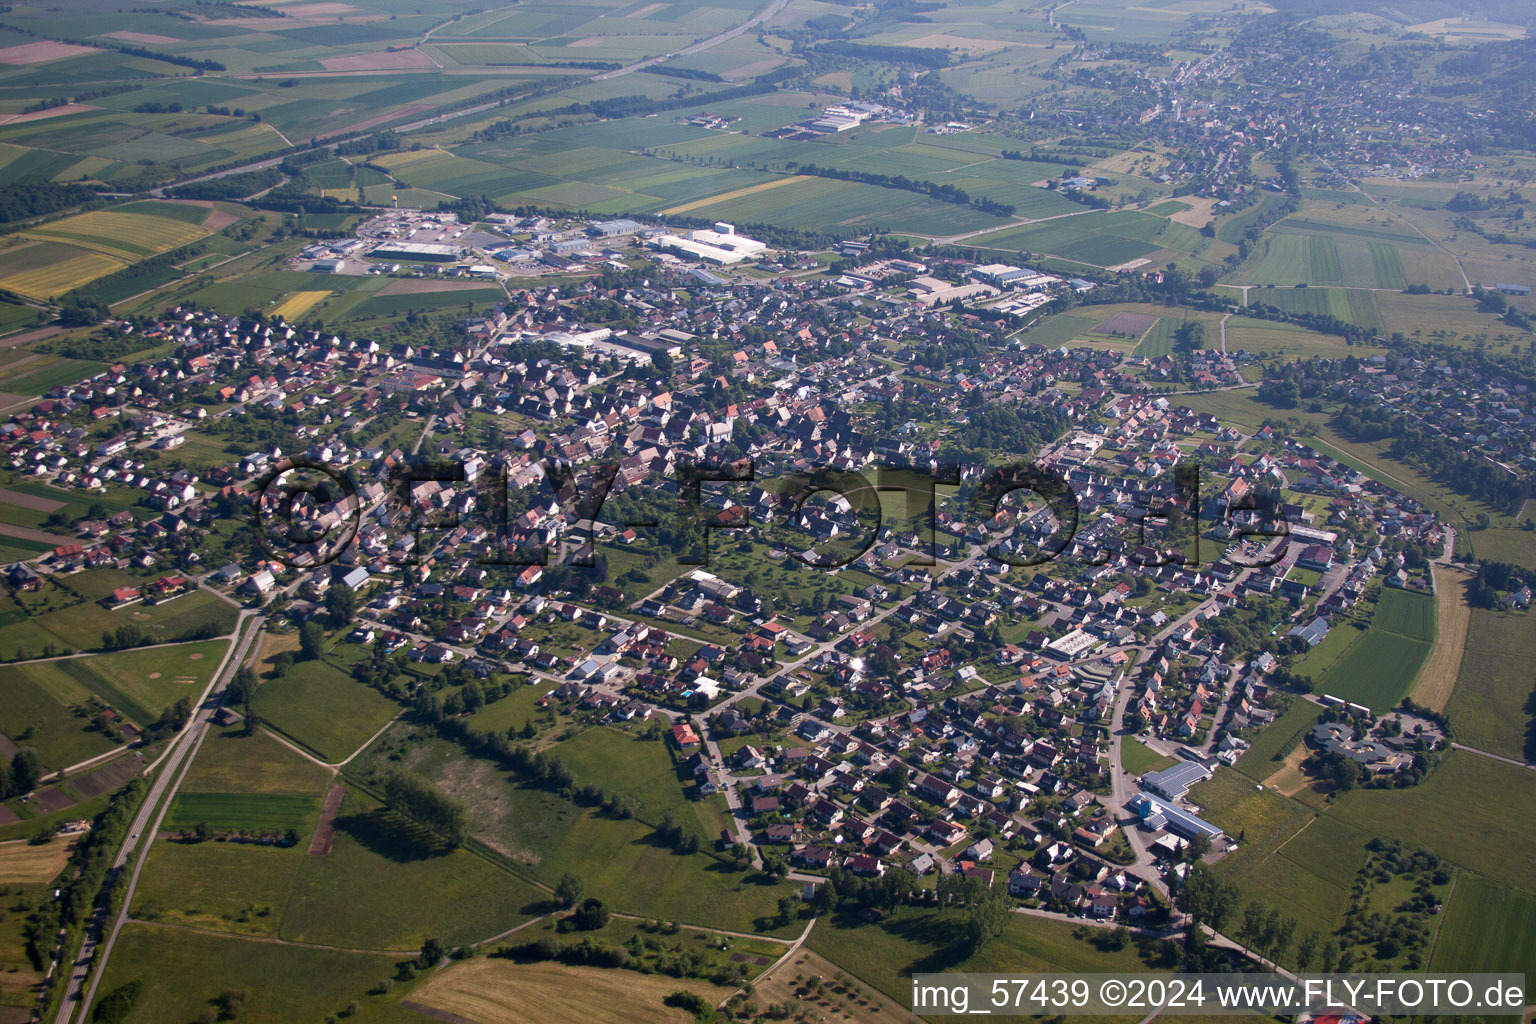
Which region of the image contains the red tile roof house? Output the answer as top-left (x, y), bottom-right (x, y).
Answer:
top-left (105, 586), bottom-right (143, 609)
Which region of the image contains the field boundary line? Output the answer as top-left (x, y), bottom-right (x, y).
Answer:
top-left (1425, 868), bottom-right (1461, 968)
top-left (129, 916), bottom-right (415, 955)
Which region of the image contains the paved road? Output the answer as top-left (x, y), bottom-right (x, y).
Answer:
top-left (55, 612), bottom-right (262, 1024)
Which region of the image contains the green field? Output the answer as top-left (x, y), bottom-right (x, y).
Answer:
top-left (1331, 752), bottom-right (1536, 894)
top-left (1431, 873), bottom-right (1536, 978)
top-left (282, 785), bottom-right (548, 949)
top-left (0, 659), bottom-right (120, 769)
top-left (89, 923), bottom-right (423, 1024)
top-left (1446, 607), bottom-right (1536, 762)
top-left (54, 638), bottom-right (231, 725)
top-left (1472, 527), bottom-right (1536, 570)
top-left (1373, 588), bottom-right (1436, 642)
top-left (554, 726), bottom-right (728, 837)
top-left (164, 792), bottom-right (320, 834)
top-left (1120, 736), bottom-right (1176, 775)
top-left (809, 906), bottom-right (1157, 1008)
top-left (0, 641), bottom-right (224, 767)
top-left (182, 727), bottom-right (340, 797)
top-left (133, 831), bottom-right (309, 938)
top-left (1304, 589), bottom-right (1436, 714)
top-left (1316, 625), bottom-right (1429, 713)
top-left (391, 736), bottom-right (798, 935)
top-left (1132, 317), bottom-right (1178, 358)
top-left (252, 656), bottom-right (399, 764)
top-left (22, 586), bottom-right (235, 653)
top-left (1230, 700), bottom-right (1322, 781)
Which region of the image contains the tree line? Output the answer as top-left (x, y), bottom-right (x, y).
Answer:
top-left (786, 161), bottom-right (1015, 216)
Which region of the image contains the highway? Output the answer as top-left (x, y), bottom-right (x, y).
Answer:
top-left (53, 611), bottom-right (263, 1024)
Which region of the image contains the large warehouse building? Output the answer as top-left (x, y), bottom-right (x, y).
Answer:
top-left (369, 241), bottom-right (461, 262)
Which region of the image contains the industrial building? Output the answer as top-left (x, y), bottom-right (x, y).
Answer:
top-left (971, 263), bottom-right (1031, 286)
top-left (369, 241), bottom-right (460, 262)
top-left (650, 223), bottom-right (768, 266)
top-left (588, 218), bottom-right (644, 238)
top-left (1140, 760), bottom-right (1212, 801)
top-left (1131, 792), bottom-right (1224, 841)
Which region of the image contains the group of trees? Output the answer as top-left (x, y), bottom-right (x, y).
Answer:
top-left (0, 748), bottom-right (42, 799)
top-left (0, 182), bottom-right (96, 224)
top-left (24, 778), bottom-right (145, 1006)
top-left (381, 770), bottom-right (470, 848)
top-left (100, 623), bottom-right (150, 651)
top-left (169, 168), bottom-right (283, 202)
top-left (1465, 560), bottom-right (1528, 609)
top-left (142, 696), bottom-right (194, 744)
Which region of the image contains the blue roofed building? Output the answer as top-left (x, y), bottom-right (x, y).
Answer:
top-left (1131, 793), bottom-right (1223, 841)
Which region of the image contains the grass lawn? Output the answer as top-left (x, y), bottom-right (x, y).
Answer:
top-left (252, 658), bottom-right (399, 763)
top-left (88, 922), bottom-right (424, 1024)
top-left (1446, 606), bottom-right (1536, 761)
top-left (1329, 751), bottom-right (1536, 894)
top-left (180, 727), bottom-right (335, 796)
top-left (465, 679), bottom-right (553, 735)
top-left (281, 785), bottom-right (549, 950)
top-left (1120, 736), bottom-right (1175, 775)
top-left (554, 726), bottom-right (730, 836)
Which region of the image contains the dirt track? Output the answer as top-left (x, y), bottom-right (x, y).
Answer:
top-left (1408, 565), bottom-right (1473, 712)
top-left (308, 783), bottom-right (346, 854)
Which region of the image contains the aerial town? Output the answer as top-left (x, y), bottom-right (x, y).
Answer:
top-left (0, 0), bottom-right (1531, 1022)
